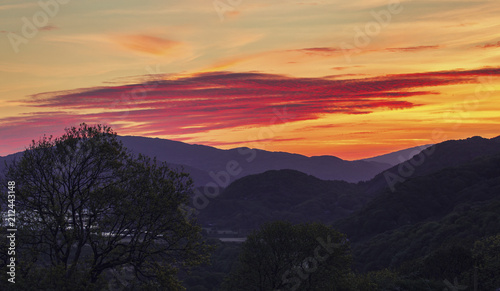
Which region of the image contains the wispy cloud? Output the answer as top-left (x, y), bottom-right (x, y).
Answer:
top-left (179, 137), bottom-right (306, 148)
top-left (111, 34), bottom-right (181, 55)
top-left (40, 25), bottom-right (58, 31)
top-left (292, 47), bottom-right (342, 56)
top-left (385, 45), bottom-right (441, 53)
top-left (477, 41), bottom-right (500, 49)
top-left (291, 45), bottom-right (441, 57)
top-left (330, 66), bottom-right (364, 71)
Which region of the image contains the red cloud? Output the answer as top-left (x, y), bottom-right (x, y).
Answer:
top-left (177, 137), bottom-right (306, 148)
top-left (1, 67), bottom-right (499, 155)
top-left (293, 45), bottom-right (440, 55)
top-left (385, 45), bottom-right (440, 52)
top-left (477, 41), bottom-right (500, 49)
top-left (292, 47), bottom-right (342, 55)
top-left (25, 70), bottom-right (426, 134)
top-left (331, 66), bottom-right (363, 71)
top-left (40, 25), bottom-right (58, 31)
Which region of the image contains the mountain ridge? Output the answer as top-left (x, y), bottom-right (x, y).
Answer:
top-left (195, 135), bottom-right (500, 233)
top-left (116, 135), bottom-right (393, 184)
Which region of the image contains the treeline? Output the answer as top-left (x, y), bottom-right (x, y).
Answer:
top-left (184, 154), bottom-right (500, 290)
top-left (183, 221), bottom-right (500, 290)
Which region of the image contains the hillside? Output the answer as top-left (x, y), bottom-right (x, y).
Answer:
top-left (195, 135), bottom-right (500, 233)
top-left (117, 135), bottom-right (392, 184)
top-left (197, 169), bottom-right (362, 230)
top-left (335, 153), bottom-right (500, 271)
top-left (360, 144), bottom-right (433, 166)
top-left (190, 136), bottom-right (500, 290)
top-left (361, 135), bottom-right (500, 197)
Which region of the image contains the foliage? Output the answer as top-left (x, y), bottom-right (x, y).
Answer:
top-left (470, 233), bottom-right (500, 290)
top-left (333, 154), bottom-right (500, 272)
top-left (1, 123), bottom-right (211, 290)
top-left (421, 244), bottom-right (473, 280)
top-left (337, 154), bottom-right (500, 244)
top-left (198, 169), bottom-right (363, 230)
top-left (349, 269), bottom-right (444, 291)
top-left (221, 221), bottom-right (352, 291)
top-left (181, 239), bottom-right (241, 290)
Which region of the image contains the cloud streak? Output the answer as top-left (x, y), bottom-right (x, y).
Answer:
top-left (111, 34), bottom-right (181, 55)
top-left (477, 41), bottom-right (500, 49)
top-left (385, 45), bottom-right (440, 53)
top-left (1, 67), bottom-right (499, 155)
top-left (291, 45), bottom-right (441, 56)
top-left (292, 47), bottom-right (342, 56)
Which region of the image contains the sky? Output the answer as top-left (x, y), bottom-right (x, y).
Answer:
top-left (0, 0), bottom-right (499, 160)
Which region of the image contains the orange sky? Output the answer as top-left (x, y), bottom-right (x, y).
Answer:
top-left (1, 0), bottom-right (499, 159)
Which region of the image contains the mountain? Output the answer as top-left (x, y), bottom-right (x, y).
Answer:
top-left (335, 152), bottom-right (500, 272)
top-left (361, 135), bottom-right (500, 197)
top-left (190, 135), bottom-right (500, 286)
top-left (3, 135), bottom-right (440, 187)
top-left (0, 152), bottom-right (22, 179)
top-left (196, 169), bottom-right (363, 230)
top-left (336, 152), bottom-right (500, 241)
top-left (4, 134), bottom-right (500, 289)
top-left (117, 135), bottom-right (392, 185)
top-left (353, 199), bottom-right (500, 273)
top-left (0, 144), bottom-right (215, 186)
top-left (1, 135), bottom-right (395, 186)
top-left (194, 137), bottom-right (500, 241)
top-left (118, 135), bottom-right (499, 189)
top-left (360, 144), bottom-right (433, 166)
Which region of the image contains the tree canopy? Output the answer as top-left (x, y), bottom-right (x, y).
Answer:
top-left (222, 221), bottom-right (352, 291)
top-left (1, 123), bottom-right (211, 290)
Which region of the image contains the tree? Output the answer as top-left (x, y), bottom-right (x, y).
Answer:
top-left (471, 233), bottom-right (500, 290)
top-left (2, 124), bottom-right (211, 290)
top-left (421, 244), bottom-right (473, 280)
top-left (222, 221), bottom-right (352, 291)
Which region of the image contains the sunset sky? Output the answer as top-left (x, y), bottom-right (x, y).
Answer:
top-left (1, 0), bottom-right (499, 160)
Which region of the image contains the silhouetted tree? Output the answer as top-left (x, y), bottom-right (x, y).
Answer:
top-left (222, 221), bottom-right (352, 290)
top-left (1, 123), bottom-right (211, 290)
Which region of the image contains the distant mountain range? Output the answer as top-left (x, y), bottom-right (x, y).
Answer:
top-left (194, 135), bottom-right (500, 227)
top-left (1, 135), bottom-right (425, 185)
top-left (2, 135), bottom-right (498, 190)
top-left (116, 135), bottom-right (396, 185)
top-left (361, 144), bottom-right (433, 166)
